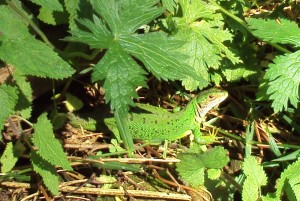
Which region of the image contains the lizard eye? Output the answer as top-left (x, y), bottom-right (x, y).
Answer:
top-left (209, 95), bottom-right (214, 99)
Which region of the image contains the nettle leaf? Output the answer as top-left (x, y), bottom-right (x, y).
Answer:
top-left (13, 71), bottom-right (32, 119)
top-left (173, 0), bottom-right (241, 90)
top-left (176, 146), bottom-right (229, 187)
top-left (257, 51), bottom-right (300, 112)
top-left (0, 5), bottom-right (75, 79)
top-left (176, 153), bottom-right (205, 187)
top-left (276, 158), bottom-right (300, 200)
top-left (0, 142), bottom-right (18, 173)
top-left (31, 151), bottom-right (59, 195)
top-left (33, 113), bottom-right (72, 171)
top-left (68, 0), bottom-right (201, 113)
top-left (31, 0), bottom-right (63, 11)
top-left (0, 84), bottom-right (18, 132)
top-left (248, 18), bottom-right (300, 47)
top-left (242, 156), bottom-right (267, 201)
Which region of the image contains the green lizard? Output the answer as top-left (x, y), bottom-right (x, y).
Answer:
top-left (67, 88), bottom-right (228, 143)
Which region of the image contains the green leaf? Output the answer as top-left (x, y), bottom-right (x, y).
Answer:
top-left (276, 158), bottom-right (300, 200)
top-left (257, 51), bottom-right (300, 112)
top-left (177, 153), bottom-right (205, 187)
top-left (91, 0), bottom-right (164, 34)
top-left (37, 6), bottom-right (69, 25)
top-left (248, 18), bottom-right (300, 47)
top-left (31, 150), bottom-right (59, 195)
top-left (13, 71), bottom-right (32, 119)
top-left (176, 146), bottom-right (229, 187)
top-left (161, 0), bottom-right (177, 14)
top-left (0, 5), bottom-right (30, 39)
top-left (242, 156), bottom-right (267, 201)
top-left (65, 93), bottom-right (84, 112)
top-left (92, 42), bottom-right (147, 112)
top-left (173, 0), bottom-right (241, 90)
top-left (33, 113), bottom-right (72, 171)
top-left (0, 6), bottom-right (75, 79)
top-left (31, 0), bottom-right (63, 11)
top-left (120, 34), bottom-right (205, 83)
top-left (64, 0), bottom-right (80, 30)
top-left (0, 37), bottom-right (74, 79)
top-left (1, 142), bottom-right (18, 173)
top-left (0, 84), bottom-right (18, 132)
top-left (67, 0), bottom-right (203, 115)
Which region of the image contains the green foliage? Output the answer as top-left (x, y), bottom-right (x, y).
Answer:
top-left (248, 18), bottom-right (300, 46)
top-left (31, 150), bottom-right (60, 195)
top-left (171, 0), bottom-right (241, 90)
top-left (32, 113), bottom-right (72, 171)
top-left (67, 0), bottom-right (202, 114)
top-left (249, 18), bottom-right (300, 112)
top-left (275, 158), bottom-right (300, 201)
top-left (176, 146), bottom-right (229, 187)
top-left (0, 84), bottom-right (18, 132)
top-left (0, 142), bottom-right (19, 173)
top-left (31, 0), bottom-right (64, 11)
top-left (1, 0), bottom-right (300, 199)
top-left (242, 156), bottom-right (267, 201)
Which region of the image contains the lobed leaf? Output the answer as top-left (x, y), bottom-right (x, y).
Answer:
top-left (91, 0), bottom-right (164, 34)
top-left (173, 0), bottom-right (241, 90)
top-left (257, 51), bottom-right (300, 112)
top-left (92, 42), bottom-right (147, 112)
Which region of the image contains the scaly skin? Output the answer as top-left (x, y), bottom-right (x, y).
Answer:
top-left (67, 88), bottom-right (228, 143)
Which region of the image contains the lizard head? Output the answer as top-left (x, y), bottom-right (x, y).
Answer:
top-left (194, 88), bottom-right (228, 118)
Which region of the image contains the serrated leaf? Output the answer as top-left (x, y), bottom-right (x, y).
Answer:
top-left (0, 84), bottom-right (18, 132)
top-left (13, 71), bottom-right (32, 119)
top-left (0, 37), bottom-right (75, 79)
top-left (177, 153), bottom-right (205, 187)
top-left (31, 150), bottom-right (59, 195)
top-left (64, 0), bottom-right (80, 30)
top-left (67, 0), bottom-right (203, 115)
top-left (31, 0), bottom-right (63, 11)
top-left (37, 6), bottom-right (68, 25)
top-left (174, 0), bottom-right (241, 90)
top-left (242, 156), bottom-right (267, 201)
top-left (0, 5), bottom-right (30, 39)
top-left (243, 156), bottom-right (267, 186)
top-left (276, 158), bottom-right (300, 200)
top-left (248, 18), bottom-right (300, 47)
top-left (0, 6), bottom-right (75, 79)
top-left (91, 0), bottom-right (164, 34)
top-left (120, 34), bottom-right (205, 83)
top-left (200, 146), bottom-right (229, 168)
top-left (1, 142), bottom-right (18, 173)
top-left (242, 177), bottom-right (259, 201)
top-left (257, 51), bottom-right (300, 112)
top-left (177, 146), bottom-right (229, 187)
top-left (92, 42), bottom-right (147, 112)
top-left (33, 113), bottom-right (72, 171)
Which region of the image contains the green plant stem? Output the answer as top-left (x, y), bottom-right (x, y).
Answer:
top-left (207, 0), bottom-right (290, 54)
